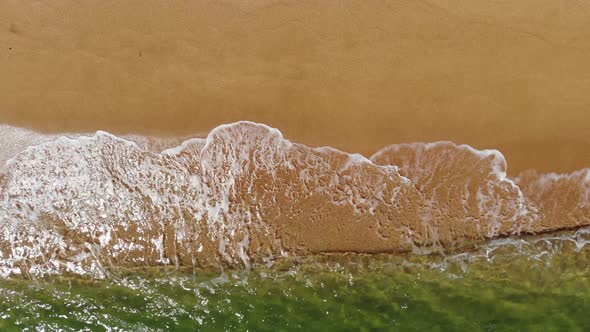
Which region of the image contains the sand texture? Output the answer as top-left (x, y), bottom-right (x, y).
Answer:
top-left (1, 0), bottom-right (589, 174)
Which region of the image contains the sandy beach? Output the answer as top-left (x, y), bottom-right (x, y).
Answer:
top-left (1, 0), bottom-right (589, 174)
top-left (2, 3), bottom-right (590, 329)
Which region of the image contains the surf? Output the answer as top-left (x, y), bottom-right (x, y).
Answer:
top-left (0, 121), bottom-right (588, 278)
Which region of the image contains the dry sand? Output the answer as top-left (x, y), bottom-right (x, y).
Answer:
top-left (1, 0), bottom-right (589, 175)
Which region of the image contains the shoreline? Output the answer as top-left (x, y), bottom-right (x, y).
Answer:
top-left (1, 122), bottom-right (589, 176)
top-left (1, 121), bottom-right (588, 278)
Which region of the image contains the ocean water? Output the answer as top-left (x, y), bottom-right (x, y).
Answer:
top-left (1, 229), bottom-right (590, 331)
top-left (0, 122), bottom-right (589, 330)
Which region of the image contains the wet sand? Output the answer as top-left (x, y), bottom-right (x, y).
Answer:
top-left (1, 0), bottom-right (590, 175)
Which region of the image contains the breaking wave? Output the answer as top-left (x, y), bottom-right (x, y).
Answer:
top-left (0, 122), bottom-right (588, 278)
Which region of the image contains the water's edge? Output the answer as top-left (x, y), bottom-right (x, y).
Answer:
top-left (0, 121), bottom-right (588, 278)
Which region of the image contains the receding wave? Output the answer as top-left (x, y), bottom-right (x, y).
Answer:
top-left (0, 122), bottom-right (588, 278)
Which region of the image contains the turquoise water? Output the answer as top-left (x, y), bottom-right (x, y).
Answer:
top-left (1, 231), bottom-right (590, 331)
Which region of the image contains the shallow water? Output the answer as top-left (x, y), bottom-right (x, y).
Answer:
top-left (0, 123), bottom-right (589, 330)
top-left (2, 122), bottom-right (589, 278)
top-left (1, 229), bottom-right (590, 331)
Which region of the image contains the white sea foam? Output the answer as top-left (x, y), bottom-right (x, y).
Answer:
top-left (0, 122), bottom-right (587, 279)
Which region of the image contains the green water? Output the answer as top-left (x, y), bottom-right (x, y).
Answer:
top-left (1, 232), bottom-right (590, 331)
